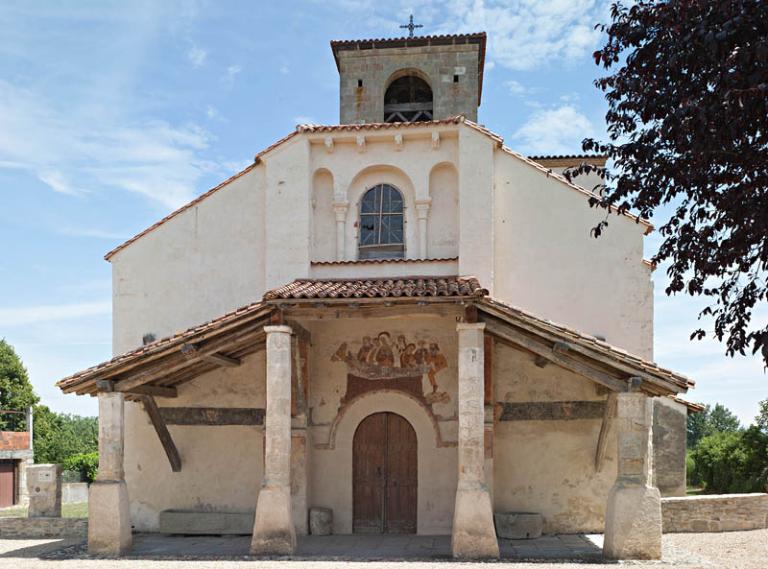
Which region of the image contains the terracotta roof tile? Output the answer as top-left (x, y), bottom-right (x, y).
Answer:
top-left (310, 257), bottom-right (457, 266)
top-left (55, 301), bottom-right (271, 391)
top-left (263, 276), bottom-right (487, 300)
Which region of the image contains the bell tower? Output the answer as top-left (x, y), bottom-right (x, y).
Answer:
top-left (331, 32), bottom-right (486, 125)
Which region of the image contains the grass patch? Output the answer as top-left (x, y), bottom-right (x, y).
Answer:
top-left (0, 502), bottom-right (88, 518)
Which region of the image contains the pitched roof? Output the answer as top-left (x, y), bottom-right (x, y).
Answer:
top-left (264, 276), bottom-right (486, 300)
top-left (56, 277), bottom-right (692, 397)
top-left (477, 297), bottom-right (693, 393)
top-left (330, 33), bottom-right (487, 102)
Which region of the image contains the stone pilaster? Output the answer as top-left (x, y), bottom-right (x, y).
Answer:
top-left (333, 202), bottom-right (348, 261)
top-left (291, 428), bottom-right (309, 535)
top-left (251, 325), bottom-right (296, 555)
top-left (603, 391), bottom-right (662, 560)
top-left (88, 391), bottom-right (132, 556)
top-left (452, 323), bottom-right (499, 559)
top-left (415, 199), bottom-right (431, 259)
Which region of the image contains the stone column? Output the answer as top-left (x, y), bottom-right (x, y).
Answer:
top-left (88, 391), bottom-right (132, 556)
top-left (603, 391), bottom-right (662, 560)
top-left (332, 202), bottom-right (348, 261)
top-left (415, 199), bottom-right (431, 259)
top-left (251, 325), bottom-right (296, 555)
top-left (452, 323), bottom-right (499, 559)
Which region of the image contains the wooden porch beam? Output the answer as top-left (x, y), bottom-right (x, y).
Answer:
top-left (141, 395), bottom-right (182, 472)
top-left (201, 353), bottom-right (241, 368)
top-left (113, 325), bottom-right (266, 392)
top-left (482, 318), bottom-right (629, 393)
top-left (125, 385), bottom-right (177, 398)
top-left (595, 393), bottom-right (617, 472)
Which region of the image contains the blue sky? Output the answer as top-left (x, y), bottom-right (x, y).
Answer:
top-left (0, 0), bottom-right (765, 423)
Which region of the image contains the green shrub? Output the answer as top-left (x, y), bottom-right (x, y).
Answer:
top-left (62, 452), bottom-right (99, 483)
top-left (691, 428), bottom-right (768, 494)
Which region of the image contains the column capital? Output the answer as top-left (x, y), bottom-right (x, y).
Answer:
top-left (457, 322), bottom-right (486, 333)
top-left (332, 201), bottom-right (349, 221)
top-left (264, 324), bottom-right (293, 335)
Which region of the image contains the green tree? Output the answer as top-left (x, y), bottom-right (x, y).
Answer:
top-left (692, 429), bottom-right (768, 493)
top-left (568, 1), bottom-right (768, 363)
top-left (687, 403), bottom-right (741, 448)
top-left (708, 403), bottom-right (741, 433)
top-left (33, 406), bottom-right (98, 464)
top-left (757, 399), bottom-right (768, 434)
top-left (0, 339), bottom-right (39, 430)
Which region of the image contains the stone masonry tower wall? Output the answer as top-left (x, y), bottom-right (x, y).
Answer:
top-left (331, 33), bottom-right (486, 124)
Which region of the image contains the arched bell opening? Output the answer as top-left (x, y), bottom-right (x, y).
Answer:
top-left (384, 74), bottom-right (433, 123)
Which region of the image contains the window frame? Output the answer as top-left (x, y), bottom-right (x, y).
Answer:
top-left (357, 183), bottom-right (406, 260)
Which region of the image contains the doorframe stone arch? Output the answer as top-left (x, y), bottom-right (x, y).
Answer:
top-left (317, 390), bottom-right (457, 535)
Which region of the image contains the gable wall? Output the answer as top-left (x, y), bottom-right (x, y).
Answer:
top-left (492, 151), bottom-right (654, 358)
top-left (111, 166), bottom-right (266, 355)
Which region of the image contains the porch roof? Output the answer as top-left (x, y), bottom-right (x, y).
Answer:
top-left (56, 276), bottom-right (693, 398)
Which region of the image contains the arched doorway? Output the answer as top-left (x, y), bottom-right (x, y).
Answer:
top-left (353, 412), bottom-right (417, 533)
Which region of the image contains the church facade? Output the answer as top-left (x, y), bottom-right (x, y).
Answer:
top-left (58, 32), bottom-right (695, 560)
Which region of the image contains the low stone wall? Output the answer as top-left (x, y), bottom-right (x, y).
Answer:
top-left (0, 517), bottom-right (87, 539)
top-left (62, 482), bottom-right (89, 504)
top-left (662, 493), bottom-right (768, 532)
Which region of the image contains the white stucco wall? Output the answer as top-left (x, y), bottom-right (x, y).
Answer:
top-left (492, 341), bottom-right (618, 533)
top-left (111, 166), bottom-right (266, 354)
top-left (306, 314), bottom-right (459, 535)
top-left (492, 151), bottom-right (654, 358)
top-left (124, 351), bottom-right (266, 531)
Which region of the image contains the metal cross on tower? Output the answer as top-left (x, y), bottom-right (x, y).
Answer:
top-left (399, 14), bottom-right (423, 38)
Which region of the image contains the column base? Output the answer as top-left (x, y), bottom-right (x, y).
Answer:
top-left (88, 480), bottom-right (132, 556)
top-left (603, 483), bottom-right (662, 560)
top-left (451, 481), bottom-right (499, 559)
top-left (250, 484), bottom-right (296, 555)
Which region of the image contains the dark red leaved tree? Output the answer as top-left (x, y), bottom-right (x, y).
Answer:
top-left (567, 1), bottom-right (768, 364)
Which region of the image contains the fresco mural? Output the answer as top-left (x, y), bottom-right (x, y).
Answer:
top-left (332, 332), bottom-right (450, 405)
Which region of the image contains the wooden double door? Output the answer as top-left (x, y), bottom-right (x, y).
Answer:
top-left (353, 412), bottom-right (417, 534)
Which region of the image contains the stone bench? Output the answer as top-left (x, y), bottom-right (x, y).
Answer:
top-left (159, 510), bottom-right (254, 535)
top-left (493, 512), bottom-right (544, 539)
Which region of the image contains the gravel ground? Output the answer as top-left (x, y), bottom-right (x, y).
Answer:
top-left (0, 529), bottom-right (765, 569)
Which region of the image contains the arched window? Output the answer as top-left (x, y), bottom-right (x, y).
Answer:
top-left (384, 75), bottom-right (433, 123)
top-left (358, 184), bottom-right (405, 259)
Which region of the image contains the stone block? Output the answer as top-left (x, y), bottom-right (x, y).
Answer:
top-left (159, 510), bottom-right (255, 535)
top-left (309, 507), bottom-right (333, 536)
top-left (604, 485), bottom-right (662, 560)
top-left (27, 464), bottom-right (61, 518)
top-left (493, 512), bottom-right (543, 539)
top-left (88, 480), bottom-right (131, 556)
top-left (451, 483), bottom-right (500, 559)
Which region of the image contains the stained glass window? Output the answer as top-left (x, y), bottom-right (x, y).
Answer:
top-left (359, 184), bottom-right (405, 259)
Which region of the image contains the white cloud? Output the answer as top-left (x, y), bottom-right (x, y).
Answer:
top-left (504, 80), bottom-right (531, 96)
top-left (0, 301), bottom-right (111, 327)
top-left (187, 45), bottom-right (207, 67)
top-left (512, 105), bottom-right (594, 155)
top-left (37, 169), bottom-right (85, 196)
top-left (440, 0), bottom-right (605, 71)
top-left (227, 64), bottom-right (241, 76)
top-left (323, 0), bottom-right (606, 71)
top-left (280, 63), bottom-right (290, 75)
top-left (205, 105), bottom-right (219, 119)
top-left (0, 79), bottom-right (217, 209)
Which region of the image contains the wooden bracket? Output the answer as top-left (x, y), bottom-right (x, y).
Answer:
top-left (141, 395), bottom-right (182, 472)
top-left (594, 393), bottom-right (617, 472)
